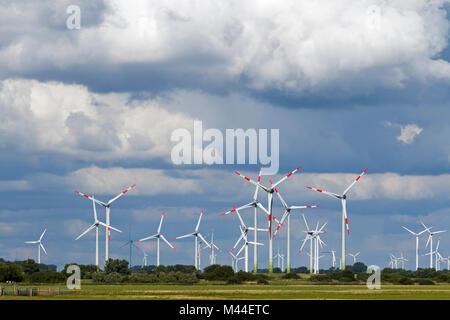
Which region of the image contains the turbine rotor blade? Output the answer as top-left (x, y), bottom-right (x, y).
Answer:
top-left (157, 210), bottom-right (165, 234)
top-left (107, 184), bottom-right (137, 205)
top-left (98, 222), bottom-right (122, 233)
top-left (75, 224), bottom-right (96, 240)
top-left (74, 190), bottom-right (107, 207)
top-left (271, 166), bottom-right (302, 189)
top-left (40, 229), bottom-right (47, 241)
top-left (234, 171), bottom-right (270, 192)
top-left (306, 186), bottom-right (341, 199)
top-left (40, 243), bottom-right (47, 255)
top-left (160, 234), bottom-right (176, 251)
top-left (195, 209), bottom-right (204, 232)
top-left (137, 234), bottom-right (158, 242)
top-left (342, 168), bottom-right (368, 196)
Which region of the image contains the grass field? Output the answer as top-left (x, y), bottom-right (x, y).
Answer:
top-left (2, 279), bottom-right (450, 300)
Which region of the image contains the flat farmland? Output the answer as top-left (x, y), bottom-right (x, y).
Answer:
top-left (2, 280), bottom-right (450, 300)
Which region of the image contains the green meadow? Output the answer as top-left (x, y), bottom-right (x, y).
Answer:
top-left (2, 279), bottom-right (450, 300)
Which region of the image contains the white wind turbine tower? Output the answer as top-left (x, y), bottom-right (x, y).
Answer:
top-left (402, 224), bottom-right (429, 271)
top-left (221, 166), bottom-right (273, 273)
top-left (348, 252), bottom-right (360, 264)
top-left (74, 184), bottom-right (136, 262)
top-left (25, 229), bottom-right (47, 264)
top-left (306, 168), bottom-right (368, 270)
top-left (137, 210), bottom-right (176, 266)
top-left (202, 231), bottom-right (220, 266)
top-left (298, 217), bottom-right (327, 274)
top-left (230, 251), bottom-right (245, 272)
top-left (398, 253), bottom-right (408, 269)
top-left (422, 221), bottom-right (447, 269)
top-left (434, 238), bottom-right (443, 271)
top-left (324, 250), bottom-right (337, 268)
top-left (312, 222), bottom-right (327, 274)
top-left (270, 183), bottom-right (319, 273)
top-left (389, 254), bottom-right (400, 269)
top-left (75, 198), bottom-right (122, 270)
top-left (234, 166), bottom-right (302, 273)
top-left (297, 210), bottom-right (315, 274)
top-left (276, 249), bottom-right (285, 272)
top-left (229, 205), bottom-right (264, 272)
top-left (172, 209), bottom-right (212, 270)
top-left (142, 251), bottom-right (148, 267)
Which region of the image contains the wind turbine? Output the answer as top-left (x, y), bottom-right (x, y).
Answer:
top-left (422, 221), bottom-right (447, 269)
top-left (230, 205), bottom-right (264, 272)
top-left (202, 231), bottom-right (220, 266)
top-left (324, 250), bottom-right (337, 268)
top-left (390, 254), bottom-right (399, 269)
top-left (137, 210), bottom-right (176, 266)
top-left (348, 252), bottom-right (360, 264)
top-left (397, 252), bottom-right (408, 269)
top-left (270, 183), bottom-right (319, 273)
top-left (121, 226), bottom-right (140, 267)
top-left (25, 229), bottom-right (47, 264)
top-left (276, 249), bottom-right (285, 272)
top-left (298, 214), bottom-right (327, 274)
top-left (75, 198), bottom-right (122, 270)
top-left (306, 168), bottom-right (368, 270)
top-left (74, 184), bottom-right (136, 262)
top-left (402, 224), bottom-right (429, 270)
top-left (221, 166), bottom-right (273, 273)
top-left (234, 166), bottom-right (302, 273)
top-left (172, 209), bottom-right (212, 270)
top-left (230, 251), bottom-right (245, 272)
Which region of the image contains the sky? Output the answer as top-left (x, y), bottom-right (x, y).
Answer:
top-left (0, 0), bottom-right (449, 271)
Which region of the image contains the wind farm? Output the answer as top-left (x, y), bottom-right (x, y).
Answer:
top-left (0, 0), bottom-right (449, 303)
top-left (4, 165), bottom-right (450, 301)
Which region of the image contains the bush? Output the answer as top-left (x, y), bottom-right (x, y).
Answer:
top-left (103, 272), bottom-right (124, 283)
top-left (104, 259), bottom-right (130, 275)
top-left (92, 272), bottom-right (106, 283)
top-left (416, 279), bottom-right (435, 285)
top-left (0, 264), bottom-right (24, 282)
top-left (310, 274), bottom-right (332, 282)
top-left (330, 270), bottom-right (356, 282)
top-left (356, 272), bottom-right (369, 282)
top-left (392, 276), bottom-right (414, 285)
top-left (203, 265), bottom-right (234, 281)
top-left (226, 275), bottom-right (242, 285)
top-left (28, 271), bottom-right (65, 283)
top-left (282, 272), bottom-right (300, 280)
top-left (351, 262), bottom-right (367, 273)
top-left (257, 278), bottom-right (269, 285)
top-left (434, 273), bottom-right (449, 283)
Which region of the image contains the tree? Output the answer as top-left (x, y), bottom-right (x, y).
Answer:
top-left (0, 264), bottom-right (24, 282)
top-left (104, 259), bottom-right (130, 275)
top-left (21, 259), bottom-right (40, 275)
top-left (352, 262), bottom-right (367, 273)
top-left (203, 264), bottom-right (234, 281)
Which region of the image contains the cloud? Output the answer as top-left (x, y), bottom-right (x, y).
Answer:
top-left (1, 0), bottom-right (449, 96)
top-left (0, 78), bottom-right (197, 161)
top-left (384, 121), bottom-right (424, 144)
top-left (27, 166), bottom-right (450, 201)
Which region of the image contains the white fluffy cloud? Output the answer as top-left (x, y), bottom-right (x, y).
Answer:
top-left (384, 122), bottom-right (424, 144)
top-left (0, 78), bottom-right (196, 160)
top-left (1, 0), bottom-right (449, 94)
top-left (28, 166), bottom-right (450, 201)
